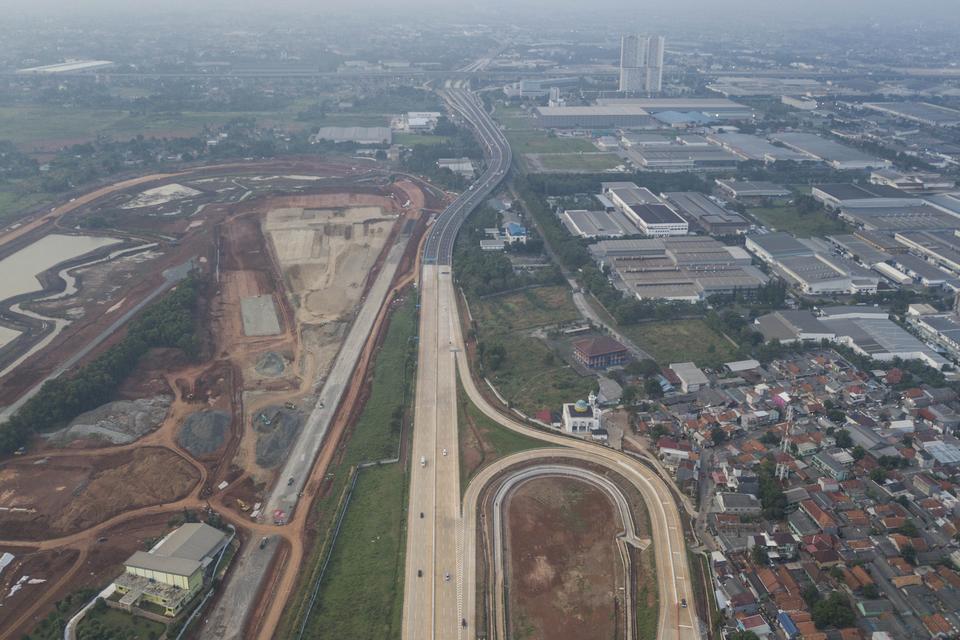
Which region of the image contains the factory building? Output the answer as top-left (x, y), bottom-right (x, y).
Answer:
top-left (770, 133), bottom-right (891, 170)
top-left (113, 523), bottom-right (228, 617)
top-left (715, 179), bottom-right (792, 202)
top-left (707, 133), bottom-right (810, 163)
top-left (602, 182), bottom-right (688, 236)
top-left (662, 191), bottom-right (750, 235)
top-left (534, 105), bottom-right (659, 129)
top-left (590, 237), bottom-right (767, 301)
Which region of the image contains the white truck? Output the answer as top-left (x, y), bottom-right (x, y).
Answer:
top-left (420, 456), bottom-right (427, 467)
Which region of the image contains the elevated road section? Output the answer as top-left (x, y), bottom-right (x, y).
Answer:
top-left (422, 89), bottom-right (511, 266)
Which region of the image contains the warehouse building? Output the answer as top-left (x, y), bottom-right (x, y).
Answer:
top-left (912, 313), bottom-right (960, 361)
top-left (840, 203), bottom-right (960, 233)
top-left (715, 179), bottom-right (792, 201)
top-left (894, 231), bottom-right (960, 274)
top-left (770, 133), bottom-right (891, 170)
top-left (626, 145), bottom-right (739, 172)
top-left (602, 182), bottom-right (688, 236)
top-left (662, 191), bottom-right (750, 235)
top-left (864, 102), bottom-right (960, 128)
top-left (561, 209), bottom-right (641, 238)
top-left (810, 183), bottom-right (912, 210)
top-left (670, 362), bottom-right (709, 393)
top-left (595, 97), bottom-right (754, 119)
top-left (534, 105), bottom-right (659, 129)
top-left (590, 236), bottom-right (767, 301)
top-left (745, 232), bottom-right (813, 263)
top-left (776, 253), bottom-right (879, 295)
top-left (870, 169), bottom-right (954, 193)
top-left (707, 133), bottom-right (810, 163)
top-left (114, 523), bottom-right (228, 617)
top-left (756, 309), bottom-right (947, 368)
top-left (889, 253), bottom-right (960, 289)
top-left (826, 234), bottom-right (892, 267)
top-left (311, 126), bottom-right (391, 145)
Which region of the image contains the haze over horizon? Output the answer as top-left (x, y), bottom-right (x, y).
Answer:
top-left (1, 0), bottom-right (959, 28)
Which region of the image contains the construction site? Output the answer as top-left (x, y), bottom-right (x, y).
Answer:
top-left (0, 158), bottom-right (441, 639)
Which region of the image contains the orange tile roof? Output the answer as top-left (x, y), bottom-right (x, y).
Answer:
top-left (923, 613), bottom-right (953, 635)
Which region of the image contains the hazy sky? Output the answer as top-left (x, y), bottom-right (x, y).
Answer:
top-left (1, 0), bottom-right (958, 26)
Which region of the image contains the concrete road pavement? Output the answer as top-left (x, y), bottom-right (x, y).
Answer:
top-left (402, 265), bottom-right (463, 640)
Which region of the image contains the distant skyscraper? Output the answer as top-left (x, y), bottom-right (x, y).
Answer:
top-left (619, 34), bottom-right (665, 94)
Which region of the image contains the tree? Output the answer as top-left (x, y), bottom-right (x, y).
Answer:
top-left (851, 445), bottom-right (866, 461)
top-left (834, 429), bottom-right (853, 448)
top-left (901, 544), bottom-right (917, 565)
top-left (751, 544), bottom-right (769, 565)
top-left (621, 385), bottom-right (640, 406)
top-left (861, 583), bottom-right (880, 599)
top-left (626, 358), bottom-right (660, 378)
top-left (897, 521), bottom-right (919, 538)
top-left (645, 377), bottom-right (664, 398)
top-left (729, 633), bottom-right (760, 640)
top-left (711, 427), bottom-right (727, 446)
top-left (812, 591), bottom-right (855, 629)
top-left (869, 467), bottom-right (887, 483)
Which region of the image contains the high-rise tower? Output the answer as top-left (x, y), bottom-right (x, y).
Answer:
top-left (619, 34), bottom-right (665, 94)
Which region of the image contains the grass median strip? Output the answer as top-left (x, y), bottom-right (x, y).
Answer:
top-left (280, 294), bottom-right (417, 639)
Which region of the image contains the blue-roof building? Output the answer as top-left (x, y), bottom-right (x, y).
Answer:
top-left (504, 222), bottom-right (528, 244)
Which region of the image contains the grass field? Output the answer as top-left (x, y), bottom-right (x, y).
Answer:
top-left (505, 130), bottom-right (596, 154)
top-left (302, 463), bottom-right (406, 639)
top-left (0, 105), bottom-right (391, 149)
top-left (636, 548), bottom-right (659, 640)
top-left (621, 318), bottom-right (738, 368)
top-left (472, 286), bottom-right (581, 333)
top-left (76, 605), bottom-right (166, 639)
top-left (393, 133), bottom-right (452, 146)
top-left (0, 181), bottom-right (55, 225)
top-left (285, 295), bottom-right (417, 638)
top-left (530, 152), bottom-right (623, 172)
top-left (748, 204), bottom-right (847, 237)
top-left (487, 331), bottom-right (596, 415)
top-left (493, 105), bottom-right (537, 131)
top-left (458, 379), bottom-right (549, 488)
top-left (471, 286), bottom-right (594, 415)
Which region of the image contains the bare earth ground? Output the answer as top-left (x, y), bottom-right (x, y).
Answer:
top-left (0, 447), bottom-right (199, 539)
top-left (0, 165), bottom-right (438, 639)
top-left (506, 476), bottom-right (621, 640)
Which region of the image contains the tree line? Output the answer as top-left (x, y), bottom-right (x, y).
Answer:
top-left (0, 275), bottom-right (202, 454)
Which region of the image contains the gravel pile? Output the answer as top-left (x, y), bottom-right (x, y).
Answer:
top-left (254, 406), bottom-right (302, 468)
top-left (48, 396), bottom-right (173, 445)
top-left (177, 410), bottom-right (231, 456)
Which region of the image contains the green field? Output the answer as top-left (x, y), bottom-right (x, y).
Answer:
top-left (0, 105), bottom-right (392, 149)
top-left (284, 296), bottom-right (417, 638)
top-left (472, 286), bottom-right (594, 416)
top-left (747, 204), bottom-right (847, 237)
top-left (505, 130), bottom-right (596, 154)
top-left (472, 286), bottom-right (581, 333)
top-left (302, 464), bottom-right (406, 639)
top-left (487, 331), bottom-right (596, 415)
top-left (458, 379), bottom-right (550, 488)
top-left (0, 181), bottom-right (55, 225)
top-left (531, 152), bottom-right (623, 172)
top-left (392, 133), bottom-right (452, 146)
top-left (621, 318), bottom-right (738, 368)
top-left (493, 105), bottom-right (537, 130)
top-left (76, 604), bottom-right (166, 639)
